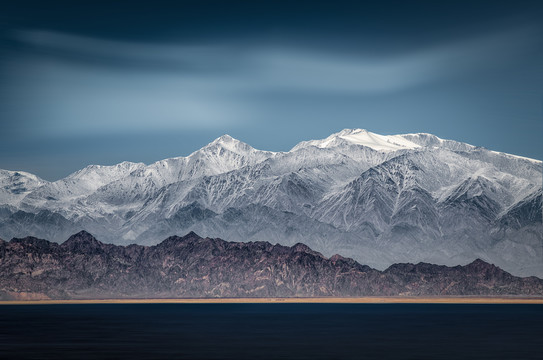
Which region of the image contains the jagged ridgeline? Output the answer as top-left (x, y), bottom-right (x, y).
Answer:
top-left (1, 231), bottom-right (542, 300)
top-left (0, 129), bottom-right (542, 277)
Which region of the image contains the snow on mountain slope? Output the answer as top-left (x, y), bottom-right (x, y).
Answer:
top-left (21, 162), bottom-right (145, 211)
top-left (1, 130), bottom-right (541, 277)
top-left (292, 129), bottom-right (421, 152)
top-left (0, 170), bottom-right (48, 206)
top-left (498, 189), bottom-right (543, 229)
top-left (399, 133), bottom-right (475, 152)
top-left (142, 135), bottom-right (275, 186)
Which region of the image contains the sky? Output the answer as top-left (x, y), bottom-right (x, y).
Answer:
top-left (1, 0), bottom-right (542, 180)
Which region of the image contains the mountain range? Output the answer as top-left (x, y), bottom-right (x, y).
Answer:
top-left (1, 231), bottom-right (542, 300)
top-left (1, 129), bottom-right (541, 277)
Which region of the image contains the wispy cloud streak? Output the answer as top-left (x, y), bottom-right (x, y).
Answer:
top-left (3, 25), bottom-right (541, 138)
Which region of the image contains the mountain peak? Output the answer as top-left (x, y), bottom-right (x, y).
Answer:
top-left (183, 231), bottom-right (201, 239)
top-left (292, 128), bottom-right (421, 152)
top-left (336, 128), bottom-right (368, 136)
top-left (62, 230), bottom-right (104, 252)
top-left (63, 230), bottom-right (98, 243)
top-left (158, 231), bottom-right (204, 247)
top-left (185, 134), bottom-right (275, 171)
top-left (71, 230), bottom-right (95, 238)
top-left (199, 134), bottom-right (257, 155)
top-left (342, 128), bottom-right (372, 134)
top-left (209, 134), bottom-right (237, 146)
top-left (466, 258), bottom-right (496, 269)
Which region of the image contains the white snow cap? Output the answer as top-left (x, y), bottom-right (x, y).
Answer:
top-left (201, 134), bottom-right (261, 155)
top-left (293, 129), bottom-right (421, 152)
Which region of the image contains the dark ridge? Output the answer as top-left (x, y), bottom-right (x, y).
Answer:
top-left (67, 230), bottom-right (96, 240)
top-left (183, 231), bottom-right (201, 239)
top-left (157, 231), bottom-right (203, 247)
top-left (291, 242), bottom-right (324, 257)
top-left (329, 254), bottom-right (362, 268)
top-left (10, 236), bottom-right (54, 248)
top-left (1, 232), bottom-right (542, 300)
top-left (466, 258), bottom-right (497, 268)
top-left (61, 230), bottom-right (105, 253)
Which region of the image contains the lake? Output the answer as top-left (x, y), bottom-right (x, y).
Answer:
top-left (1, 303), bottom-right (542, 359)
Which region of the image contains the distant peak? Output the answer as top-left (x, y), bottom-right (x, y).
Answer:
top-left (0, 169), bottom-right (47, 183)
top-left (204, 134), bottom-right (247, 149)
top-left (336, 128), bottom-right (367, 136)
top-left (197, 134), bottom-right (263, 156)
top-left (211, 134), bottom-right (237, 144)
top-left (291, 128), bottom-right (420, 152)
top-left (67, 161), bottom-right (144, 179)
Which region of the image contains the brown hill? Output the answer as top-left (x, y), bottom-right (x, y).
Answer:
top-left (1, 231), bottom-right (542, 300)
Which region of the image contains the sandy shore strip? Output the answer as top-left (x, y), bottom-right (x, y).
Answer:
top-left (1, 297), bottom-right (543, 305)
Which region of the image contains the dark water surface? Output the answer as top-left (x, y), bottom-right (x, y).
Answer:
top-left (0, 303), bottom-right (542, 359)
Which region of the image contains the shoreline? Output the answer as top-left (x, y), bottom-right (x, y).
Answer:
top-left (1, 297), bottom-right (543, 305)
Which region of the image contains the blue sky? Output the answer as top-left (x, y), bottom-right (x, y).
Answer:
top-left (1, 0), bottom-right (542, 180)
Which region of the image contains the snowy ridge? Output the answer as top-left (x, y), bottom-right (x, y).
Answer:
top-left (292, 129), bottom-right (421, 152)
top-left (0, 129), bottom-right (541, 277)
top-left (0, 170), bottom-right (49, 206)
top-left (489, 150), bottom-right (542, 164)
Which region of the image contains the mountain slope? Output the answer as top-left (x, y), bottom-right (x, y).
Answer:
top-left (0, 129), bottom-right (541, 277)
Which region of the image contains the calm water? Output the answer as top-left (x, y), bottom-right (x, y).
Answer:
top-left (0, 304), bottom-right (542, 359)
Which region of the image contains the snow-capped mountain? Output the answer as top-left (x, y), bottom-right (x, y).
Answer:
top-left (1, 129), bottom-right (541, 277)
